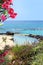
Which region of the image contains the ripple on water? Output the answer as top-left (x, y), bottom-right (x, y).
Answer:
top-left (13, 34), bottom-right (39, 45)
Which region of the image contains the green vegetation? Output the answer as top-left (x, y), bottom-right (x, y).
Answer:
top-left (32, 41), bottom-right (43, 65)
top-left (0, 40), bottom-right (43, 65)
top-left (11, 41), bottom-right (43, 65)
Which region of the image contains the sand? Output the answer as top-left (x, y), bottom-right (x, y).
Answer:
top-left (0, 35), bottom-right (15, 50)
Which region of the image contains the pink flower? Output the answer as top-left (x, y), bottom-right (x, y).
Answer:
top-left (0, 54), bottom-right (2, 58)
top-left (5, 1), bottom-right (10, 5)
top-left (8, 8), bottom-right (17, 18)
top-left (2, 2), bottom-right (9, 10)
top-left (10, 13), bottom-right (17, 18)
top-left (0, 59), bottom-right (5, 63)
top-left (8, 0), bottom-right (13, 3)
top-left (2, 50), bottom-right (9, 57)
top-left (1, 0), bottom-right (17, 22)
top-left (8, 8), bottom-right (14, 14)
top-left (1, 14), bottom-right (7, 22)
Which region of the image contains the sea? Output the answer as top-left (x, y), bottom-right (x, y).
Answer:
top-left (0, 20), bottom-right (43, 45)
top-left (0, 20), bottom-right (43, 36)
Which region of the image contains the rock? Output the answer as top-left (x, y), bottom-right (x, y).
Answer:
top-left (28, 34), bottom-right (43, 40)
top-left (6, 32), bottom-right (14, 35)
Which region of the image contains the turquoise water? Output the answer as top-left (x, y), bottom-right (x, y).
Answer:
top-left (0, 20), bottom-right (43, 36)
top-left (0, 20), bottom-right (42, 44)
top-left (14, 35), bottom-right (39, 45)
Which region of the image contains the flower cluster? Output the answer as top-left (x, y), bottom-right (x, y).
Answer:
top-left (0, 0), bottom-right (17, 22)
top-left (0, 50), bottom-right (9, 63)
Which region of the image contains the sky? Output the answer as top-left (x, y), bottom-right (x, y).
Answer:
top-left (8, 0), bottom-right (43, 20)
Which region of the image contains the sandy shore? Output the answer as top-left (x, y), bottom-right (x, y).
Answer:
top-left (0, 34), bottom-right (30, 50)
top-left (0, 35), bottom-right (15, 50)
top-left (0, 33), bottom-right (40, 50)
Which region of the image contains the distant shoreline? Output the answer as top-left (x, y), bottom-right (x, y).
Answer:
top-left (0, 31), bottom-right (43, 40)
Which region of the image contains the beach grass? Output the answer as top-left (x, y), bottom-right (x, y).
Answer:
top-left (0, 39), bottom-right (43, 65)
